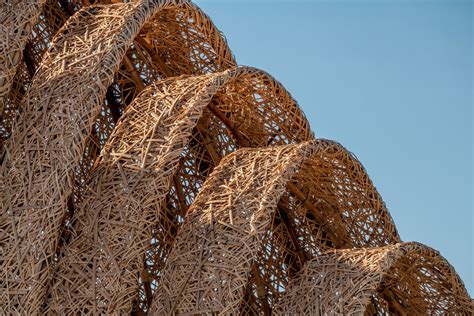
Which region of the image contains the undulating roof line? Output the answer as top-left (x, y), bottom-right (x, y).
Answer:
top-left (0, 0), bottom-right (471, 314)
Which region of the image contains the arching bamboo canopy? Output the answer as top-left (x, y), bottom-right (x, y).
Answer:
top-left (1, 0), bottom-right (472, 315)
top-left (274, 242), bottom-right (473, 314)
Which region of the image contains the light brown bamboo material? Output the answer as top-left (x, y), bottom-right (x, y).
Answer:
top-left (0, 0), bottom-right (82, 152)
top-left (45, 66), bottom-right (313, 314)
top-left (1, 0), bottom-right (472, 314)
top-left (0, 0), bottom-right (45, 107)
top-left (150, 139), bottom-right (401, 314)
top-left (0, 0), bottom-right (236, 313)
top-left (46, 74), bottom-right (215, 314)
top-left (274, 242), bottom-right (474, 315)
top-left (71, 0), bottom-right (236, 216)
top-left (137, 66), bottom-right (314, 312)
top-left (0, 0), bottom-right (235, 153)
top-left (202, 96), bottom-right (402, 313)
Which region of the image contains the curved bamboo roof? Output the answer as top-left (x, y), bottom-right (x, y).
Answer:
top-left (0, 0), bottom-right (472, 314)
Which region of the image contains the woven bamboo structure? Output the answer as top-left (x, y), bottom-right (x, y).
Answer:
top-left (1, 0), bottom-right (472, 315)
top-left (151, 140), bottom-right (401, 314)
top-left (274, 242), bottom-right (473, 314)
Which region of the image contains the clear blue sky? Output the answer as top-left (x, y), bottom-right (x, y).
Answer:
top-left (194, 0), bottom-right (473, 295)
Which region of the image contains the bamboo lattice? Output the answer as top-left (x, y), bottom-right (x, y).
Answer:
top-left (1, 0), bottom-right (82, 152)
top-left (0, 0), bottom-right (45, 114)
top-left (151, 139), bottom-right (401, 314)
top-left (274, 242), bottom-right (473, 314)
top-left (0, 0), bottom-right (472, 315)
top-left (45, 67), bottom-right (312, 314)
top-left (1, 0), bottom-right (236, 312)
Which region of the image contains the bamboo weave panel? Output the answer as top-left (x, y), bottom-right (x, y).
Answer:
top-left (0, 0), bottom-right (235, 312)
top-left (0, 0), bottom-right (45, 107)
top-left (274, 242), bottom-right (474, 314)
top-left (151, 139), bottom-right (400, 314)
top-left (46, 65), bottom-right (313, 313)
top-left (0, 0), bottom-right (81, 151)
top-left (0, 0), bottom-right (472, 314)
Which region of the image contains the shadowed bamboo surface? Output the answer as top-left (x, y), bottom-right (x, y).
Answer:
top-left (151, 139), bottom-right (400, 314)
top-left (0, 0), bottom-right (472, 314)
top-left (1, 0), bottom-right (83, 153)
top-left (46, 73), bottom-right (217, 314)
top-left (0, 0), bottom-right (235, 152)
top-left (0, 0), bottom-right (45, 114)
top-left (45, 66), bottom-right (312, 314)
top-left (1, 0), bottom-right (236, 313)
top-left (274, 242), bottom-right (473, 315)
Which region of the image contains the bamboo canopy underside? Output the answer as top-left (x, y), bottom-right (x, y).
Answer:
top-left (0, 0), bottom-right (472, 315)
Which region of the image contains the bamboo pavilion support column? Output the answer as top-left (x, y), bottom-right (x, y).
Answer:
top-left (123, 54), bottom-right (146, 92)
top-left (274, 242), bottom-right (474, 314)
top-left (276, 203), bottom-right (309, 266)
top-left (22, 41), bottom-right (37, 78)
top-left (173, 168), bottom-right (189, 216)
top-left (195, 120), bottom-right (222, 165)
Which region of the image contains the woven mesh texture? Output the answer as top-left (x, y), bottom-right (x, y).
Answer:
top-left (1, 0), bottom-right (472, 314)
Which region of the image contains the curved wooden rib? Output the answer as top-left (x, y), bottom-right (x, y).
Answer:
top-left (0, 0), bottom-right (235, 312)
top-left (150, 139), bottom-right (400, 314)
top-left (45, 65), bottom-right (312, 313)
top-left (274, 242), bottom-right (474, 315)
